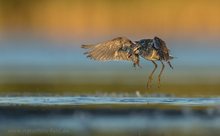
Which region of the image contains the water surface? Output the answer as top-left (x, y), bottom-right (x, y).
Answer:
top-left (1, 96), bottom-right (220, 136)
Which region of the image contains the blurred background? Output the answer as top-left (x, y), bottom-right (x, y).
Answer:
top-left (0, 0), bottom-right (220, 96)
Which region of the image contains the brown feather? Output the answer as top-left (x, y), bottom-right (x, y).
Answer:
top-left (81, 37), bottom-right (134, 61)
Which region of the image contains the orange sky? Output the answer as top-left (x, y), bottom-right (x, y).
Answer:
top-left (0, 0), bottom-right (220, 39)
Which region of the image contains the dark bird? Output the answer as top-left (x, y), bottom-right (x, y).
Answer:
top-left (81, 36), bottom-right (173, 88)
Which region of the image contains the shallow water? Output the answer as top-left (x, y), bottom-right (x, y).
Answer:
top-left (1, 96), bottom-right (220, 106)
top-left (1, 96), bottom-right (220, 136)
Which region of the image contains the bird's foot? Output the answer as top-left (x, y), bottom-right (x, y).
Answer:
top-left (133, 64), bottom-right (142, 69)
top-left (157, 76), bottom-right (161, 88)
top-left (157, 84), bottom-right (161, 88)
top-left (147, 84), bottom-right (151, 89)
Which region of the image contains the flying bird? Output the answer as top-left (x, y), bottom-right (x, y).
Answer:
top-left (81, 36), bottom-right (173, 88)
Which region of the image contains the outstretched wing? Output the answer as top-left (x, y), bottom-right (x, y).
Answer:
top-left (81, 37), bottom-right (134, 61)
top-left (153, 36), bottom-right (170, 61)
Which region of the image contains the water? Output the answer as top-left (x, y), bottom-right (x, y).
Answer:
top-left (1, 96), bottom-right (220, 106)
top-left (1, 96), bottom-right (220, 136)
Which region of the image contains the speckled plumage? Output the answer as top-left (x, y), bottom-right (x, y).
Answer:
top-left (81, 36), bottom-right (174, 88)
top-left (135, 37), bottom-right (173, 69)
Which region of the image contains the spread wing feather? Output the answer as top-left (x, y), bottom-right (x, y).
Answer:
top-left (81, 37), bottom-right (134, 61)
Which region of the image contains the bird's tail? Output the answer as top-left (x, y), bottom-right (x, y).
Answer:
top-left (81, 44), bottom-right (95, 49)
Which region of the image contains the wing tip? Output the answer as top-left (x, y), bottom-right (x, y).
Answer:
top-left (81, 44), bottom-right (94, 49)
top-left (81, 44), bottom-right (86, 48)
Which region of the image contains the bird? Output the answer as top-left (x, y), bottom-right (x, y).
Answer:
top-left (81, 36), bottom-right (173, 88)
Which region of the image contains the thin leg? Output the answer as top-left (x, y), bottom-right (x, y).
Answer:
top-left (158, 61), bottom-right (165, 88)
top-left (147, 61), bottom-right (157, 88)
top-left (133, 60), bottom-right (142, 68)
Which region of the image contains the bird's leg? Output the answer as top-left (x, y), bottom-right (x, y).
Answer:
top-left (137, 62), bottom-right (142, 68)
top-left (147, 61), bottom-right (157, 88)
top-left (158, 61), bottom-right (165, 88)
top-left (133, 62), bottom-right (142, 68)
top-left (133, 62), bottom-right (137, 68)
